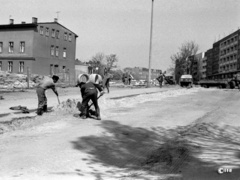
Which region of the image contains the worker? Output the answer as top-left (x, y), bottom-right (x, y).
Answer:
top-left (128, 73), bottom-right (133, 85)
top-left (77, 74), bottom-right (104, 120)
top-left (156, 71), bottom-right (164, 88)
top-left (36, 75), bottom-right (59, 115)
top-left (103, 68), bottom-right (112, 93)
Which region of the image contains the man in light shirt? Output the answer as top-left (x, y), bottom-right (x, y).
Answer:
top-left (36, 75), bottom-right (59, 115)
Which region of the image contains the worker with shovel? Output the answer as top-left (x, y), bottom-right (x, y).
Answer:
top-left (36, 75), bottom-right (59, 115)
top-left (77, 74), bottom-right (104, 120)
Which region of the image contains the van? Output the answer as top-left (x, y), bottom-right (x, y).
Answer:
top-left (180, 75), bottom-right (193, 87)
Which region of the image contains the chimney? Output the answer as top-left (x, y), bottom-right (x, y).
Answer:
top-left (9, 19), bottom-right (14, 25)
top-left (21, 21), bottom-right (26, 24)
top-left (54, 18), bottom-right (58, 23)
top-left (32, 17), bottom-right (38, 24)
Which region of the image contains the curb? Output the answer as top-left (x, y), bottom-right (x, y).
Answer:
top-left (109, 90), bottom-right (167, 100)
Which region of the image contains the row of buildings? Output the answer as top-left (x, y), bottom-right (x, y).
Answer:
top-left (124, 67), bottom-right (162, 80)
top-left (0, 17), bottom-right (78, 84)
top-left (188, 29), bottom-right (240, 83)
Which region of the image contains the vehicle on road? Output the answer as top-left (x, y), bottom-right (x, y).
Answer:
top-left (179, 75), bottom-right (193, 87)
top-left (198, 73), bottom-right (240, 89)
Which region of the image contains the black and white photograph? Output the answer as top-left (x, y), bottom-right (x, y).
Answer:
top-left (1, 0), bottom-right (240, 179)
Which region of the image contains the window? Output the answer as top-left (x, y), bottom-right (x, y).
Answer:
top-left (64, 32), bottom-right (67, 40)
top-left (54, 65), bottom-right (59, 74)
top-left (63, 48), bottom-right (66, 58)
top-left (56, 30), bottom-right (60, 39)
top-left (50, 64), bottom-right (54, 75)
top-left (8, 61), bottom-right (13, 72)
top-left (0, 42), bottom-right (2, 53)
top-left (55, 46), bottom-right (59, 57)
top-left (0, 61), bottom-right (2, 71)
top-left (9, 42), bottom-right (14, 53)
top-left (50, 46), bottom-right (54, 56)
top-left (69, 34), bottom-right (72, 42)
top-left (46, 27), bottom-right (49, 36)
top-left (20, 41), bottom-right (25, 53)
top-left (62, 66), bottom-right (66, 72)
top-left (51, 29), bottom-right (55, 38)
top-left (40, 26), bottom-right (44, 35)
top-left (19, 61), bottom-right (24, 73)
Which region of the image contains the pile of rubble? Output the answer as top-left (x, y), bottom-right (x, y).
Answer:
top-left (0, 71), bottom-right (37, 89)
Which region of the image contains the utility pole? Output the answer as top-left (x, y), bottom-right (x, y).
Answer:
top-left (147, 0), bottom-right (154, 88)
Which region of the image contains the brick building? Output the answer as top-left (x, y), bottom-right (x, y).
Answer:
top-left (0, 17), bottom-right (78, 84)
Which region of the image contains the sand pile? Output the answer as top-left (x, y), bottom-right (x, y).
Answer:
top-left (55, 99), bottom-right (79, 113)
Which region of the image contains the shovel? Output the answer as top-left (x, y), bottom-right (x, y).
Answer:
top-left (57, 96), bottom-right (60, 104)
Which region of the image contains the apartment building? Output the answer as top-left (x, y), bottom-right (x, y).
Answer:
top-left (205, 48), bottom-right (213, 78)
top-left (210, 30), bottom-right (240, 79)
top-left (0, 17), bottom-right (78, 84)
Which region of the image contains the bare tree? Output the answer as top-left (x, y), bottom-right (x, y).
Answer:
top-left (106, 54), bottom-right (118, 71)
top-left (89, 52), bottom-right (106, 74)
top-left (171, 41), bottom-right (199, 83)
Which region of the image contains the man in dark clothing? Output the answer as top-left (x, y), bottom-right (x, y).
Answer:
top-left (103, 68), bottom-right (111, 93)
top-left (156, 72), bottom-right (164, 88)
top-left (36, 75), bottom-right (59, 115)
top-left (78, 81), bottom-right (104, 120)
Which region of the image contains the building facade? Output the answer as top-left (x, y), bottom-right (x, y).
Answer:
top-left (205, 48), bottom-right (213, 78)
top-left (0, 17), bottom-right (78, 84)
top-left (209, 30), bottom-right (240, 79)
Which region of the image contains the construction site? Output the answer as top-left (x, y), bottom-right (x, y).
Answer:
top-left (1, 83), bottom-right (240, 180)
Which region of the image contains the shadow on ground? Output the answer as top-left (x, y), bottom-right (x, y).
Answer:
top-left (71, 120), bottom-right (240, 179)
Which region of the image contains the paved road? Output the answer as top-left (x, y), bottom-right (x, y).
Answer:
top-left (1, 87), bottom-right (240, 180)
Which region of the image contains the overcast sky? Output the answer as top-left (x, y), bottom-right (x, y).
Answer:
top-left (0, 0), bottom-right (239, 70)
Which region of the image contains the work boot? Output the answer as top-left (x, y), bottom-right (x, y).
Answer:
top-left (81, 115), bottom-right (87, 119)
top-left (43, 105), bottom-right (48, 112)
top-left (36, 108), bottom-right (43, 116)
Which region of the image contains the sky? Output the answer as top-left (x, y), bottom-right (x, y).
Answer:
top-left (0, 0), bottom-right (239, 70)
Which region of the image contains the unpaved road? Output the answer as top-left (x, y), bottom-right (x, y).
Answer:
top-left (1, 87), bottom-right (240, 180)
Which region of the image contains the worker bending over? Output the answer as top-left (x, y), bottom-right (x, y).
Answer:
top-left (78, 77), bottom-right (104, 120)
top-left (36, 75), bottom-right (59, 115)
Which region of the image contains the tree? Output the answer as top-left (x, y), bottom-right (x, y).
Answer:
top-left (88, 52), bottom-right (106, 74)
top-left (109, 69), bottom-right (123, 80)
top-left (171, 41), bottom-right (199, 83)
top-left (106, 54), bottom-right (118, 70)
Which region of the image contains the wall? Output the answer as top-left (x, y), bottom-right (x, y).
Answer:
top-left (33, 22), bottom-right (77, 84)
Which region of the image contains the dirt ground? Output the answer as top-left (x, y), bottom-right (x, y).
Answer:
top-left (1, 87), bottom-right (240, 180)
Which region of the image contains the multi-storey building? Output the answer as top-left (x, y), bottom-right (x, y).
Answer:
top-left (210, 30), bottom-right (239, 79)
top-left (201, 55), bottom-right (207, 79)
top-left (205, 48), bottom-right (213, 78)
top-left (0, 17), bottom-right (78, 84)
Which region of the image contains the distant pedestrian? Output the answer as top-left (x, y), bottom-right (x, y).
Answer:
top-left (36, 75), bottom-right (59, 115)
top-left (103, 68), bottom-right (111, 93)
top-left (128, 73), bottom-right (133, 85)
top-left (123, 73), bottom-right (129, 85)
top-left (156, 71), bottom-right (164, 88)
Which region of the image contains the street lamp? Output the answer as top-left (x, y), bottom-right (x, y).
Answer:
top-left (147, 0), bottom-right (154, 88)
